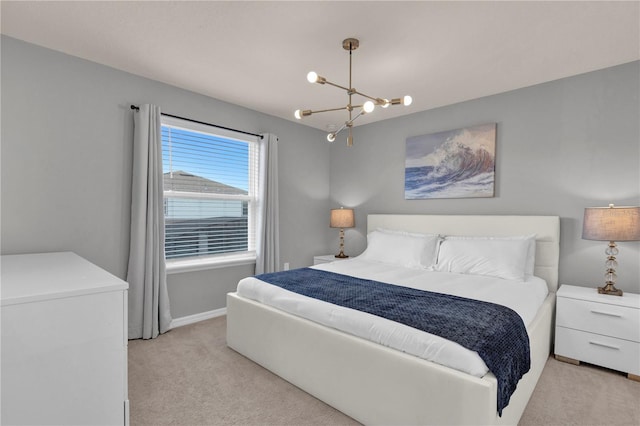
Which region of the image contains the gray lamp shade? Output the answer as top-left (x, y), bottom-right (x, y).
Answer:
top-left (582, 206), bottom-right (640, 241)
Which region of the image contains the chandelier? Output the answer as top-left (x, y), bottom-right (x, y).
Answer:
top-left (294, 38), bottom-right (412, 146)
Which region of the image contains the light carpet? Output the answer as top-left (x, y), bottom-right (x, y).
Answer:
top-left (129, 316), bottom-right (639, 425)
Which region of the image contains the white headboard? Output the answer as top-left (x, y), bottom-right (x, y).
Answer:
top-left (367, 214), bottom-right (560, 292)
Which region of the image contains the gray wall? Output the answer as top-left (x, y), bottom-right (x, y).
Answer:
top-left (1, 36), bottom-right (330, 318)
top-left (3, 35), bottom-right (639, 320)
top-left (330, 61), bottom-right (640, 293)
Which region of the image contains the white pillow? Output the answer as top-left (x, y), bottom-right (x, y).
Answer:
top-left (360, 230), bottom-right (441, 269)
top-left (520, 235), bottom-right (536, 278)
top-left (376, 228), bottom-right (443, 268)
top-left (435, 236), bottom-right (532, 281)
top-left (442, 235), bottom-right (536, 277)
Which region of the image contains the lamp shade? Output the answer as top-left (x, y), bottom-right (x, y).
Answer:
top-left (330, 208), bottom-right (355, 228)
top-left (582, 206), bottom-right (640, 241)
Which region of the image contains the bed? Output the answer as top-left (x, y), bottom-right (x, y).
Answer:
top-left (227, 214), bottom-right (560, 425)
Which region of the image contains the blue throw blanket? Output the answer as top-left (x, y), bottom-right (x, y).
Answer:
top-left (255, 268), bottom-right (530, 415)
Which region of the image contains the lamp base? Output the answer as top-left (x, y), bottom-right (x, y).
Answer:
top-left (335, 253), bottom-right (349, 259)
top-left (597, 284), bottom-right (623, 296)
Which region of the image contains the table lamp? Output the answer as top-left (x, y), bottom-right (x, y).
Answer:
top-left (330, 207), bottom-right (355, 258)
top-left (582, 204), bottom-right (640, 296)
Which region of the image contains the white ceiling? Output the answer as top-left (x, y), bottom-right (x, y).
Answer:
top-left (2, 1), bottom-right (639, 132)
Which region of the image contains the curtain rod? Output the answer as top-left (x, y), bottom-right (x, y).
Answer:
top-left (130, 105), bottom-right (263, 139)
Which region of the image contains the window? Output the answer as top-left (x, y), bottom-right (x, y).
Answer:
top-left (161, 116), bottom-right (259, 265)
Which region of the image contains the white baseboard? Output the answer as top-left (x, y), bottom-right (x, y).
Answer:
top-left (169, 307), bottom-right (227, 329)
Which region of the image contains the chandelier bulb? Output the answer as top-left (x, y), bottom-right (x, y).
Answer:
top-left (403, 95), bottom-right (413, 106)
top-left (363, 101), bottom-right (375, 113)
top-left (294, 109), bottom-right (302, 120)
top-left (381, 99), bottom-right (390, 108)
top-left (307, 71), bottom-right (319, 83)
top-left (327, 133), bottom-right (336, 142)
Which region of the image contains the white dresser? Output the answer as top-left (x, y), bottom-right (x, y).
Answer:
top-left (1, 252), bottom-right (129, 425)
top-left (555, 284), bottom-right (640, 380)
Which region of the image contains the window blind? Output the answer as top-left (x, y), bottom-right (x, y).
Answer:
top-left (161, 116), bottom-right (259, 260)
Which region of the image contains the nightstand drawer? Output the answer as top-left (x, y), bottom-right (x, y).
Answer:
top-left (556, 327), bottom-right (640, 375)
top-left (556, 297), bottom-right (640, 342)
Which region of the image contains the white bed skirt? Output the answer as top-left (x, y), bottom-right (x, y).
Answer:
top-left (227, 291), bottom-right (554, 425)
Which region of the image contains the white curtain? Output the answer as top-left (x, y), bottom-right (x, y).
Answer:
top-left (255, 133), bottom-right (280, 274)
top-left (127, 104), bottom-right (172, 339)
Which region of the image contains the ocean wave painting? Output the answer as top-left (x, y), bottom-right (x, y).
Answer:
top-left (405, 123), bottom-right (496, 199)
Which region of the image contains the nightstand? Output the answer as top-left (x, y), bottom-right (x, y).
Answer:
top-left (313, 254), bottom-right (350, 265)
top-left (555, 284), bottom-right (640, 381)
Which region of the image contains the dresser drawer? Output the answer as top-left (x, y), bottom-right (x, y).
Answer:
top-left (556, 297), bottom-right (640, 342)
top-left (556, 327), bottom-right (640, 375)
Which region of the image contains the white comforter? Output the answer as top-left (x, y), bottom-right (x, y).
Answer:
top-left (236, 257), bottom-right (549, 377)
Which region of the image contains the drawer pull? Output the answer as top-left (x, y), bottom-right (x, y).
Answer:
top-left (589, 340), bottom-right (620, 350)
top-left (590, 309), bottom-right (622, 318)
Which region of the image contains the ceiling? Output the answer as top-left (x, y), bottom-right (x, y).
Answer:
top-left (2, 1), bottom-right (639, 133)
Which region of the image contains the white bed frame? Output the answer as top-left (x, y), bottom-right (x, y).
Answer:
top-left (227, 215), bottom-right (560, 425)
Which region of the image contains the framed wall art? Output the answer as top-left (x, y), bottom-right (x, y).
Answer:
top-left (405, 123), bottom-right (496, 199)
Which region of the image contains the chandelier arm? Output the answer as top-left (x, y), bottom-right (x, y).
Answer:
top-left (331, 122), bottom-right (349, 139)
top-left (335, 123), bottom-right (348, 135)
top-left (333, 110), bottom-right (363, 136)
top-left (353, 91), bottom-right (407, 106)
top-left (322, 79), bottom-right (351, 93)
top-left (347, 109), bottom-right (365, 125)
top-left (352, 91), bottom-right (380, 102)
top-left (306, 106), bottom-right (349, 115)
top-left (329, 108), bottom-right (367, 142)
top-left (335, 109), bottom-right (365, 137)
